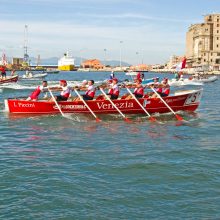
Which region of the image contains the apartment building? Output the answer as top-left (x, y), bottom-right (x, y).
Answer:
top-left (186, 14), bottom-right (220, 70)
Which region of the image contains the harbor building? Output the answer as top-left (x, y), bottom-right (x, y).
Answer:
top-left (81, 59), bottom-right (104, 70)
top-left (186, 13), bottom-right (220, 70)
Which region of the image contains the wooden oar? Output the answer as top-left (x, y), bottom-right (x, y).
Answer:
top-left (74, 89), bottom-right (101, 122)
top-left (48, 88), bottom-right (66, 117)
top-left (126, 87), bottom-right (156, 122)
top-left (150, 87), bottom-right (183, 121)
top-left (100, 88), bottom-right (131, 122)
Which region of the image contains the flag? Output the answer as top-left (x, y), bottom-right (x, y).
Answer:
top-left (175, 57), bottom-right (186, 71)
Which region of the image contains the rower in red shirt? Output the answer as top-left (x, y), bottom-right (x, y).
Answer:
top-left (107, 78), bottom-right (120, 100)
top-left (48, 80), bottom-right (71, 101)
top-left (27, 81), bottom-right (48, 101)
top-left (83, 80), bottom-right (96, 100)
top-left (74, 80), bottom-right (96, 101)
top-left (160, 78), bottom-right (170, 97)
top-left (133, 78), bottom-right (144, 98)
top-left (126, 78), bottom-right (144, 99)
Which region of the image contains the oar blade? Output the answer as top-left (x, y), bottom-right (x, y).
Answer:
top-left (125, 117), bottom-right (132, 123)
top-left (149, 116), bottom-right (156, 122)
top-left (96, 118), bottom-right (101, 122)
top-left (176, 114), bottom-right (184, 121)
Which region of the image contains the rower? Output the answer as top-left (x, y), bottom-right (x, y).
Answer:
top-left (74, 80), bottom-right (96, 101)
top-left (153, 77), bottom-right (162, 95)
top-left (49, 80), bottom-right (71, 101)
top-left (107, 78), bottom-right (120, 100)
top-left (126, 78), bottom-right (144, 99)
top-left (27, 81), bottom-right (48, 101)
top-left (83, 80), bottom-right (96, 100)
top-left (160, 78), bottom-right (170, 97)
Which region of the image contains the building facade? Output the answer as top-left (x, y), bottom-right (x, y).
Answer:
top-left (186, 14), bottom-right (220, 70)
top-left (81, 59), bottom-right (104, 69)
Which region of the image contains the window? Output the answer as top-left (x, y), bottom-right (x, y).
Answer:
top-left (216, 59), bottom-right (220, 64)
top-left (211, 59), bottom-right (213, 62)
top-left (217, 37), bottom-right (219, 40)
top-left (217, 30), bottom-right (219, 33)
top-left (218, 53), bottom-right (220, 56)
top-left (204, 53), bottom-right (206, 56)
top-left (211, 53), bottom-right (213, 56)
top-left (217, 24), bottom-right (219, 27)
top-left (217, 44), bottom-right (219, 48)
top-left (204, 59), bottom-right (206, 62)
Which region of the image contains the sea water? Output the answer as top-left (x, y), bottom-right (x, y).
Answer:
top-left (0, 71), bottom-right (220, 219)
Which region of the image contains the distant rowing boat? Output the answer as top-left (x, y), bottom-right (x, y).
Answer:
top-left (0, 75), bottom-right (18, 84)
top-left (20, 72), bottom-right (48, 80)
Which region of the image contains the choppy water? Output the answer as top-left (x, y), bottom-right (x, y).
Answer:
top-left (0, 71), bottom-right (220, 219)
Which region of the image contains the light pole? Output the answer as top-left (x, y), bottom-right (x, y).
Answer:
top-left (119, 41), bottom-right (123, 69)
top-left (104, 48), bottom-right (107, 67)
top-left (136, 51), bottom-right (139, 65)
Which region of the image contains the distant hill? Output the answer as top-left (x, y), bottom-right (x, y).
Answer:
top-left (30, 56), bottom-right (130, 67)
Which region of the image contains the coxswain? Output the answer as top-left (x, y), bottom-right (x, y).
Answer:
top-left (107, 78), bottom-right (120, 100)
top-left (27, 81), bottom-right (48, 101)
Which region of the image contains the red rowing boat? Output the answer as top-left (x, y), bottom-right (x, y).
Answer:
top-left (5, 89), bottom-right (202, 115)
top-left (0, 75), bottom-right (18, 84)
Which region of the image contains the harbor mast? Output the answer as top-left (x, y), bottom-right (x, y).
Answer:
top-left (23, 25), bottom-right (29, 65)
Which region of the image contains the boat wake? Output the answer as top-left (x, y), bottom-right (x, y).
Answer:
top-left (0, 83), bottom-right (36, 90)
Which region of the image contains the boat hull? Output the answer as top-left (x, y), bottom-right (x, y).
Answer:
top-left (5, 90), bottom-right (203, 115)
top-left (58, 65), bottom-right (74, 71)
top-left (191, 76), bottom-right (218, 83)
top-left (0, 75), bottom-right (18, 84)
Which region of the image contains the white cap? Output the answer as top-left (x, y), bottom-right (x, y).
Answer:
top-left (82, 80), bottom-right (87, 84)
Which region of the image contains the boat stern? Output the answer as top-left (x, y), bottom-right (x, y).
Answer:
top-left (4, 99), bottom-right (9, 112)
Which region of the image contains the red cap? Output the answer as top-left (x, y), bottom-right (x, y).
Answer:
top-left (112, 78), bottom-right (118, 83)
top-left (136, 78), bottom-right (142, 83)
top-left (60, 80), bottom-right (67, 84)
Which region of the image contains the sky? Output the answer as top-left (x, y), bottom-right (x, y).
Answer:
top-left (0, 0), bottom-right (220, 65)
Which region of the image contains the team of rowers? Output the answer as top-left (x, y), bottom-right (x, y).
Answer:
top-left (26, 74), bottom-right (170, 102)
